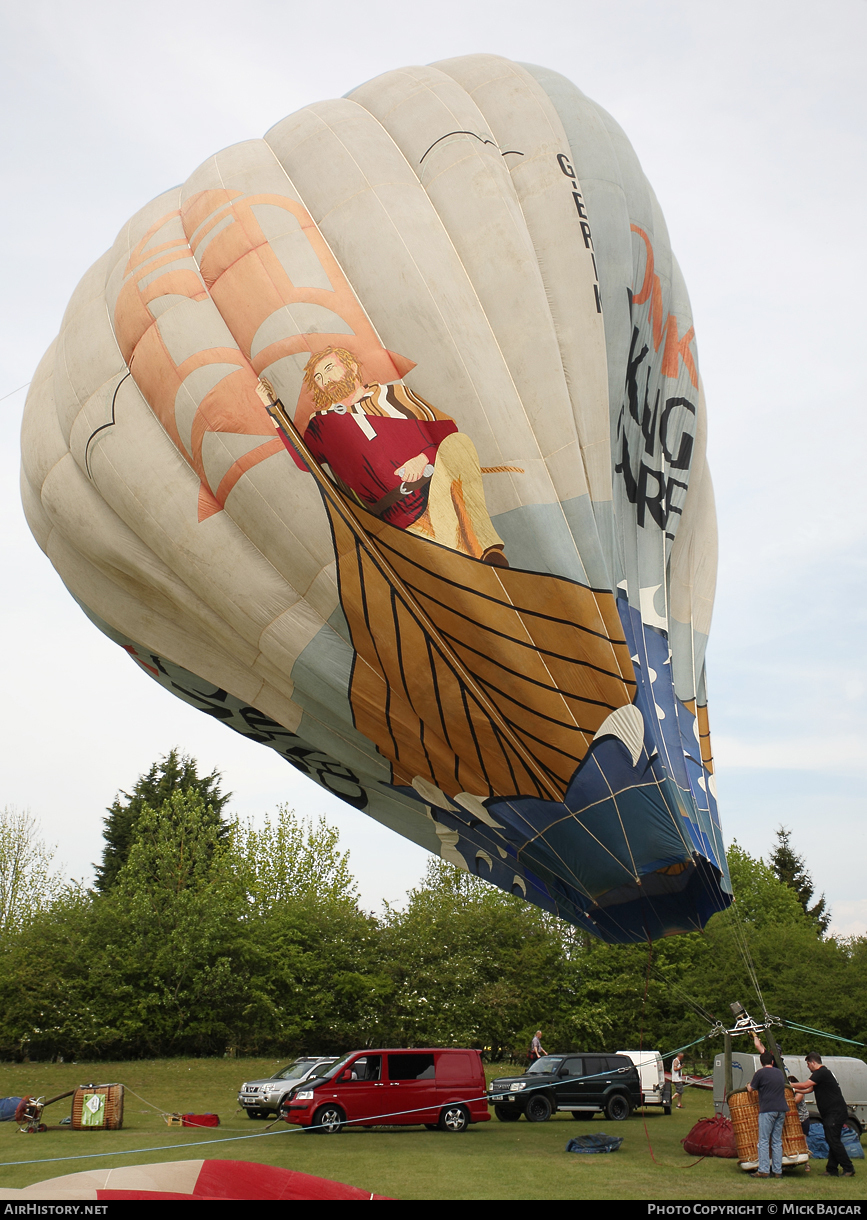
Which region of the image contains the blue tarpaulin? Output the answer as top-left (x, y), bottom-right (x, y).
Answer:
top-left (806, 1122), bottom-right (864, 1160)
top-left (0, 1098), bottom-right (22, 1122)
top-left (566, 1132), bottom-right (623, 1154)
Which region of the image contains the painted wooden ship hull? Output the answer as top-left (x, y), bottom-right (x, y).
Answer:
top-left (325, 491), bottom-right (637, 803)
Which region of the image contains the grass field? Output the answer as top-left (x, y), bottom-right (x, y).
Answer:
top-left (0, 1058), bottom-right (862, 1199)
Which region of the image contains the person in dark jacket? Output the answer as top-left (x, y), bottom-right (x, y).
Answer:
top-left (747, 1051), bottom-right (788, 1178)
top-left (792, 1053), bottom-right (855, 1178)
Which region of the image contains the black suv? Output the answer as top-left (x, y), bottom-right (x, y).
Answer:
top-left (488, 1054), bottom-right (641, 1123)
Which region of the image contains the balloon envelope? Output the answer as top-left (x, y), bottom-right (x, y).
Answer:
top-left (0, 1159), bottom-right (387, 1200)
top-left (21, 54), bottom-right (729, 942)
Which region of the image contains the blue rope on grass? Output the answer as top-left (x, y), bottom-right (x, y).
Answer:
top-left (0, 1123), bottom-right (300, 1169)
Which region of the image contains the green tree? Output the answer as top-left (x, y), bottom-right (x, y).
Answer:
top-left (0, 806), bottom-right (63, 933)
top-left (228, 805), bottom-right (383, 1054)
top-left (768, 825), bottom-right (830, 933)
top-left (93, 788), bottom-right (249, 1055)
top-left (0, 883), bottom-right (98, 1061)
top-left (641, 842), bottom-right (842, 1064)
top-left (724, 840), bottom-right (809, 929)
top-left (233, 805), bottom-right (357, 907)
top-left (571, 933), bottom-right (708, 1061)
top-left (1, 788), bottom-right (251, 1060)
top-left (238, 892), bottom-right (387, 1055)
top-left (376, 860), bottom-right (610, 1057)
top-left (0, 798), bottom-right (386, 1059)
top-left (95, 749), bottom-right (230, 891)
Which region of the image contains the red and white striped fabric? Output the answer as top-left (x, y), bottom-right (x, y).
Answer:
top-left (0, 1159), bottom-right (389, 1200)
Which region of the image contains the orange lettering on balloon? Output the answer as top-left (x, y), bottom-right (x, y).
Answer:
top-left (630, 225), bottom-right (697, 389)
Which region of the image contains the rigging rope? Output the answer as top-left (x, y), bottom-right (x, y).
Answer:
top-left (646, 964), bottom-right (720, 1028)
top-left (780, 1020), bottom-right (866, 1048)
top-left (638, 936), bottom-right (661, 1166)
top-left (716, 898), bottom-right (767, 1015)
top-left (0, 382), bottom-right (30, 403)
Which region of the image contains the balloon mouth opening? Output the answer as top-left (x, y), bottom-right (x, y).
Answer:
top-left (522, 852), bottom-right (732, 943)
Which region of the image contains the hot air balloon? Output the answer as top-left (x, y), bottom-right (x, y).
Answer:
top-left (20, 54), bottom-right (728, 943)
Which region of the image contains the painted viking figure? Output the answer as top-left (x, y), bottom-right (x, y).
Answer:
top-left (285, 347), bottom-right (509, 566)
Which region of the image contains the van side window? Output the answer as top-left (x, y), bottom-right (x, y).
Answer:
top-left (350, 1055), bottom-right (381, 1081)
top-left (388, 1053), bottom-right (435, 1080)
top-left (436, 1053), bottom-right (474, 1082)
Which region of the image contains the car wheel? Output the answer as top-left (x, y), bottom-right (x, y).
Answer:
top-left (438, 1105), bottom-right (470, 1132)
top-left (495, 1106), bottom-right (521, 1122)
top-left (312, 1104), bottom-right (345, 1134)
top-left (524, 1094), bottom-right (553, 1123)
top-left (605, 1093), bottom-right (631, 1121)
top-left (246, 1108), bottom-right (268, 1120)
top-left (571, 1111), bottom-right (595, 1120)
top-left (845, 1116), bottom-right (862, 1137)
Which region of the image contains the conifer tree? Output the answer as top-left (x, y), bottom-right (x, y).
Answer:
top-left (768, 825), bottom-right (830, 933)
top-left (94, 749), bottom-right (230, 891)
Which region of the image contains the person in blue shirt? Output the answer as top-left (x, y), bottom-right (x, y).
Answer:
top-left (747, 1051), bottom-right (788, 1178)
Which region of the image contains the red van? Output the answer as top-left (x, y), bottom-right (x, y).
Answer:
top-left (280, 1048), bottom-right (490, 1133)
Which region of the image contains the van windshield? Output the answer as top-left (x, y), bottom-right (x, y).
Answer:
top-left (320, 1054), bottom-right (381, 1082)
top-left (527, 1057), bottom-right (563, 1075)
top-left (275, 1060), bottom-right (318, 1081)
top-left (320, 1053), bottom-right (355, 1081)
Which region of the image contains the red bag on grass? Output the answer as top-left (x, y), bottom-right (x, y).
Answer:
top-left (681, 1115), bottom-right (738, 1158)
top-left (182, 1113), bottom-right (220, 1128)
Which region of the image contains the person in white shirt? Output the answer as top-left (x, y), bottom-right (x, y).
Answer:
top-left (671, 1053), bottom-right (684, 1108)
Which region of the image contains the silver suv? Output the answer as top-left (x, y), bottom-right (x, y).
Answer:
top-left (238, 1057), bottom-right (338, 1118)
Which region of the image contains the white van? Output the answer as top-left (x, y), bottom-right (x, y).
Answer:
top-left (713, 1052), bottom-right (867, 1132)
top-left (616, 1050), bottom-right (671, 1113)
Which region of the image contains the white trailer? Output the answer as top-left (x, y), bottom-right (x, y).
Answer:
top-left (713, 1051), bottom-right (867, 1132)
top-left (616, 1050), bottom-right (671, 1113)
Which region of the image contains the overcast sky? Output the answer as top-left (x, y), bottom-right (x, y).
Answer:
top-left (2, 0), bottom-right (865, 933)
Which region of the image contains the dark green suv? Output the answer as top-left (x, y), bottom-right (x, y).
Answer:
top-left (488, 1054), bottom-right (641, 1123)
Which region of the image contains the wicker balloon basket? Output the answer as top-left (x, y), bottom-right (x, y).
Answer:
top-left (71, 1084), bottom-right (124, 1130)
top-left (728, 1087), bottom-right (808, 1171)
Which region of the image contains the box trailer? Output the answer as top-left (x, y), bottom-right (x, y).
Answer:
top-left (713, 1051), bottom-right (867, 1132)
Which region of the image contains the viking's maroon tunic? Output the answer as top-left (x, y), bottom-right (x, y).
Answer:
top-left (283, 383), bottom-right (458, 528)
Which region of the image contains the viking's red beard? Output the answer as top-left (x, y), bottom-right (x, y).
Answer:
top-left (311, 371), bottom-right (362, 411)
